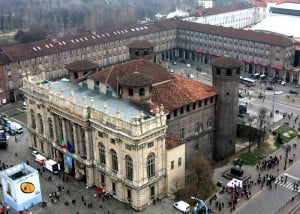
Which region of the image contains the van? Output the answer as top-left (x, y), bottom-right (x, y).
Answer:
top-left (8, 122), bottom-right (23, 134)
top-left (173, 201), bottom-right (190, 213)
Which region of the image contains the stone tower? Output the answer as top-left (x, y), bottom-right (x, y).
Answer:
top-left (211, 56), bottom-right (242, 161)
top-left (128, 40), bottom-right (154, 62)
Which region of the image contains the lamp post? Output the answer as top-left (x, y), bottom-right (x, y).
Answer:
top-left (283, 144), bottom-right (291, 170)
top-left (270, 84), bottom-right (275, 118)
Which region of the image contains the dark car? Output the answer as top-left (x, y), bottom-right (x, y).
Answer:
top-left (289, 90), bottom-right (298, 95)
top-left (265, 86), bottom-right (274, 91)
top-left (196, 67), bottom-right (202, 71)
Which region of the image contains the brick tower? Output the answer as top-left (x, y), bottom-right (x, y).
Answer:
top-left (211, 56), bottom-right (242, 161)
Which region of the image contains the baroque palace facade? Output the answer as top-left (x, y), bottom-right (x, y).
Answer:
top-left (21, 36), bottom-right (241, 210)
top-left (21, 38), bottom-right (220, 208)
top-left (0, 19), bottom-right (298, 104)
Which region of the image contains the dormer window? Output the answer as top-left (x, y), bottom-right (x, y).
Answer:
top-left (128, 88), bottom-right (133, 96)
top-left (139, 88), bottom-right (145, 96)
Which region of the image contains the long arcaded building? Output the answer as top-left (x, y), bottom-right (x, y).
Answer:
top-left (0, 19), bottom-right (298, 104)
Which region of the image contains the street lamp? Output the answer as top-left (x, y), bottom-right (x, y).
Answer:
top-left (283, 144), bottom-right (291, 170)
top-left (270, 84), bottom-right (275, 118)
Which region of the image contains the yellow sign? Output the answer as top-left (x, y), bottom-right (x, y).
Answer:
top-left (20, 182), bottom-right (35, 194)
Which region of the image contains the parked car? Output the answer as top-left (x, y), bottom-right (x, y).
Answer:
top-left (275, 91), bottom-right (283, 95)
top-left (196, 67), bottom-right (202, 71)
top-left (173, 201), bottom-right (190, 213)
top-left (3, 121), bottom-right (16, 136)
top-left (186, 64), bottom-right (191, 68)
top-left (265, 86), bottom-right (274, 91)
top-left (289, 90), bottom-right (298, 95)
top-left (31, 150), bottom-right (39, 158)
top-left (239, 93), bottom-right (244, 98)
top-left (172, 61), bottom-right (177, 65)
top-left (188, 73), bottom-right (195, 79)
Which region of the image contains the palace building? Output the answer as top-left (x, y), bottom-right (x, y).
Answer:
top-left (21, 37), bottom-right (241, 209)
top-left (0, 18), bottom-right (298, 104)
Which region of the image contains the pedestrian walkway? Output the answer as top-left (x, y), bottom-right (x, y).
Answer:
top-left (274, 180), bottom-right (300, 193)
top-left (209, 114), bottom-right (300, 214)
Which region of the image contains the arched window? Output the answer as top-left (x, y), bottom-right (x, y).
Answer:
top-left (48, 118), bottom-right (54, 138)
top-left (128, 88), bottom-right (133, 96)
top-left (125, 155), bottom-right (133, 180)
top-left (207, 118), bottom-right (213, 129)
top-left (139, 88), bottom-right (145, 96)
top-left (147, 153), bottom-right (155, 178)
top-left (111, 149), bottom-right (118, 172)
top-left (30, 109), bottom-right (36, 129)
top-left (37, 114), bottom-right (44, 134)
top-left (99, 143), bottom-right (106, 165)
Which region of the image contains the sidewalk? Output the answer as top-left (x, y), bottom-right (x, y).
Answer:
top-left (208, 116), bottom-right (300, 214)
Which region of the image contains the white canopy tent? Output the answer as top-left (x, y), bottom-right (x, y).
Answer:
top-left (226, 178), bottom-right (243, 188)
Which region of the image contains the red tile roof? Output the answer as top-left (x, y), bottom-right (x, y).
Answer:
top-left (253, 0), bottom-right (300, 5)
top-left (203, 3), bottom-right (254, 16)
top-left (128, 40), bottom-right (155, 49)
top-left (175, 20), bottom-right (293, 46)
top-left (165, 135), bottom-right (186, 150)
top-left (65, 60), bottom-right (99, 71)
top-left (0, 52), bottom-right (12, 65)
top-left (0, 18), bottom-right (293, 62)
top-left (89, 59), bottom-right (174, 92)
top-left (151, 74), bottom-right (216, 113)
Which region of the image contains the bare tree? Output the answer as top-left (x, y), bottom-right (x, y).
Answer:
top-left (257, 107), bottom-right (268, 148)
top-left (247, 115), bottom-right (256, 152)
top-left (187, 156), bottom-right (213, 198)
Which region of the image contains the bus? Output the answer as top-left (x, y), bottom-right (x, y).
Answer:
top-left (240, 77), bottom-right (256, 86)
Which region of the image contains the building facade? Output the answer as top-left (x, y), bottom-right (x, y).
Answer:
top-left (0, 19), bottom-right (298, 104)
top-left (186, 3), bottom-right (256, 29)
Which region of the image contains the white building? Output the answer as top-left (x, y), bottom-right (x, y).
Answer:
top-left (252, 3), bottom-right (300, 39)
top-left (185, 3), bottom-right (256, 29)
top-left (198, 0), bottom-right (213, 9)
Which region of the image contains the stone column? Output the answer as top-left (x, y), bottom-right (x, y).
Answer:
top-left (51, 114), bottom-right (58, 143)
top-left (86, 165), bottom-right (94, 187)
top-left (84, 128), bottom-right (91, 161)
top-left (72, 123), bottom-right (79, 155)
top-left (61, 118), bottom-right (67, 144)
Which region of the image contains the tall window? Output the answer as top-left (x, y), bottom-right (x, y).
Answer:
top-left (180, 128), bottom-right (185, 139)
top-left (37, 114), bottom-right (43, 134)
top-left (125, 155), bottom-right (133, 180)
top-left (99, 143), bottom-right (106, 165)
top-left (48, 118), bottom-right (54, 138)
top-left (30, 110), bottom-right (36, 129)
top-left (207, 118), bottom-right (213, 129)
top-left (147, 153), bottom-right (155, 178)
top-left (111, 150), bottom-right (118, 172)
top-left (128, 88), bottom-right (133, 96)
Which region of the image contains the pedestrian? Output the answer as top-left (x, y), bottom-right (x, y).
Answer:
top-left (81, 196), bottom-right (84, 202)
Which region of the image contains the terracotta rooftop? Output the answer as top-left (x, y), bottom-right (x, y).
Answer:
top-left (252, 0), bottom-right (300, 5)
top-left (0, 52), bottom-right (12, 65)
top-left (118, 72), bottom-right (153, 87)
top-left (89, 59), bottom-right (173, 92)
top-left (211, 57), bottom-right (243, 69)
top-left (203, 3), bottom-right (254, 16)
top-left (175, 20), bottom-right (293, 47)
top-left (165, 135), bottom-right (185, 150)
top-left (151, 74), bottom-right (216, 113)
top-left (128, 40), bottom-right (155, 49)
top-left (65, 60), bottom-right (99, 71)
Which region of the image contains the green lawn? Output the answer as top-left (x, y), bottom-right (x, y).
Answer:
top-left (273, 124), bottom-right (298, 143)
top-left (237, 125), bottom-right (297, 166)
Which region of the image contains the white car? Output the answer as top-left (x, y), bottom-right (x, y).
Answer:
top-left (31, 150), bottom-right (39, 158)
top-left (275, 91), bottom-right (283, 95)
top-left (173, 201), bottom-right (190, 213)
top-left (187, 64), bottom-right (191, 68)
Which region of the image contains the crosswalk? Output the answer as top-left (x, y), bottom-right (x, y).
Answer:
top-left (274, 180), bottom-right (300, 193)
